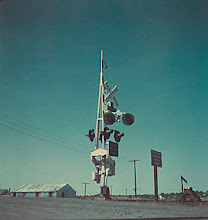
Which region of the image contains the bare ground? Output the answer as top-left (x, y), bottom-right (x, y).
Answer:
top-left (0, 196), bottom-right (208, 220)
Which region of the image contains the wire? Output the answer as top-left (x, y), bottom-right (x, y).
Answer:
top-left (0, 113), bottom-right (91, 148)
top-left (0, 117), bottom-right (89, 151)
top-left (0, 122), bottom-right (89, 153)
top-left (0, 113), bottom-right (91, 150)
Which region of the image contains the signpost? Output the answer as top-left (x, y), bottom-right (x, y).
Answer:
top-left (151, 150), bottom-right (162, 201)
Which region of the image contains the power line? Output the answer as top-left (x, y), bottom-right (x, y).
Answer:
top-left (0, 122), bottom-right (89, 153)
top-left (0, 119), bottom-right (88, 152)
top-left (0, 113), bottom-right (91, 149)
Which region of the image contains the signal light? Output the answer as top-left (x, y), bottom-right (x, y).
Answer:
top-left (104, 112), bottom-right (115, 125)
top-left (86, 129), bottom-right (95, 142)
top-left (122, 113), bottom-right (134, 125)
top-left (104, 127), bottom-right (114, 140)
top-left (100, 127), bottom-right (113, 142)
top-left (114, 130), bottom-right (124, 142)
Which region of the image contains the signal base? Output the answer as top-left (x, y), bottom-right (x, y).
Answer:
top-left (100, 186), bottom-right (110, 199)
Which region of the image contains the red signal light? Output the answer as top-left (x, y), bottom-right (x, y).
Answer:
top-left (85, 129), bottom-right (95, 142)
top-left (122, 113), bottom-right (134, 125)
top-left (104, 112), bottom-right (115, 125)
top-left (114, 130), bottom-right (124, 142)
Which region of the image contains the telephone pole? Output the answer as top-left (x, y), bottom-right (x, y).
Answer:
top-left (129, 159), bottom-right (140, 197)
top-left (110, 186), bottom-right (113, 195)
top-left (82, 182), bottom-right (90, 196)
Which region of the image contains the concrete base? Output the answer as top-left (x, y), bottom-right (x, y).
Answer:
top-left (100, 186), bottom-right (110, 200)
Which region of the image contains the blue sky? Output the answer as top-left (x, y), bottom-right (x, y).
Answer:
top-left (0, 0), bottom-right (208, 196)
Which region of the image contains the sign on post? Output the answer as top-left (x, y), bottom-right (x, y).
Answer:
top-left (151, 150), bottom-right (162, 168)
top-left (109, 141), bottom-right (118, 157)
top-left (151, 150), bottom-right (162, 201)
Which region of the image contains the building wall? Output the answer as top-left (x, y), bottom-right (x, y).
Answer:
top-left (57, 184), bottom-right (76, 198)
top-left (12, 192), bottom-right (57, 198)
top-left (11, 184), bottom-right (76, 198)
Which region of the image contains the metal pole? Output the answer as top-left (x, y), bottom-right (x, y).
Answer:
top-left (154, 166), bottom-right (158, 201)
top-left (93, 50), bottom-right (110, 198)
top-left (95, 50), bottom-right (108, 196)
top-left (97, 49), bottom-right (105, 150)
top-left (101, 50), bottom-right (106, 188)
top-left (125, 189), bottom-right (128, 196)
top-left (100, 50), bottom-right (105, 150)
top-left (129, 160), bottom-right (140, 197)
top-left (95, 50), bottom-right (104, 149)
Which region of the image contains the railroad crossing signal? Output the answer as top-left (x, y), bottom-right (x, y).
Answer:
top-left (86, 50), bottom-right (135, 198)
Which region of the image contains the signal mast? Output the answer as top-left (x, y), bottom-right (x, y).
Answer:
top-left (86, 50), bottom-right (134, 198)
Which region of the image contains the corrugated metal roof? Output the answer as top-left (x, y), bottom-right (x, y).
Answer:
top-left (14, 184), bottom-right (68, 193)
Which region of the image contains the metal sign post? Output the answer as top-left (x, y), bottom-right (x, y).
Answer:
top-left (151, 150), bottom-right (162, 201)
top-left (154, 165), bottom-right (158, 201)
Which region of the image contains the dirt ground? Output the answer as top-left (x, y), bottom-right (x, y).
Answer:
top-left (0, 196), bottom-right (208, 220)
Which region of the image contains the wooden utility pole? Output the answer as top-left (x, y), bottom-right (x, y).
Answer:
top-left (82, 182), bottom-right (90, 196)
top-left (129, 159), bottom-right (140, 197)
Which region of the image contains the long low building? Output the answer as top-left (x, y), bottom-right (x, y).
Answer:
top-left (11, 184), bottom-right (76, 198)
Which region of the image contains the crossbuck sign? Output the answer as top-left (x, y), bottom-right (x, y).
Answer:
top-left (104, 81), bottom-right (119, 107)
